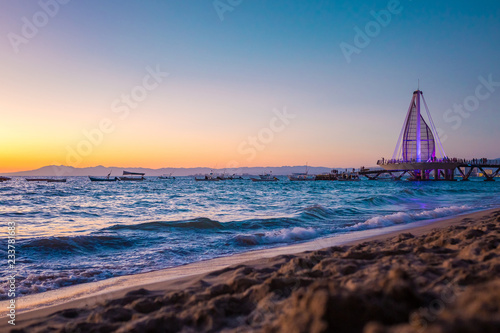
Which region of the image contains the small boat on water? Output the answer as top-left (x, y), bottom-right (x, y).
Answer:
top-left (89, 176), bottom-right (117, 182)
top-left (216, 173), bottom-right (228, 180)
top-left (118, 171), bottom-right (145, 181)
top-left (227, 174), bottom-right (243, 180)
top-left (337, 169), bottom-right (361, 181)
top-left (288, 164), bottom-right (316, 181)
top-left (195, 171), bottom-right (219, 181)
top-left (89, 171), bottom-right (117, 182)
top-left (289, 173), bottom-right (316, 181)
top-left (158, 173), bottom-right (175, 180)
top-left (251, 172), bottom-right (279, 182)
top-left (315, 169), bottom-right (360, 181)
top-left (47, 179), bottom-right (67, 183)
top-left (26, 178), bottom-right (66, 182)
top-left (315, 170), bottom-right (339, 181)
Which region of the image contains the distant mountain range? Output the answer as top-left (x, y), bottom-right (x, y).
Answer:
top-left (4, 159), bottom-right (499, 177)
top-left (2, 165), bottom-right (350, 177)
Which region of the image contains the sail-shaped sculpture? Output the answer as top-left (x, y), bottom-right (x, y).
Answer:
top-left (392, 90), bottom-right (445, 163)
top-left (402, 102), bottom-right (435, 162)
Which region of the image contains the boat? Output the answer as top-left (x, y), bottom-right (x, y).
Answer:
top-left (337, 169), bottom-right (361, 181)
top-left (118, 171), bottom-right (145, 181)
top-left (89, 171), bottom-right (117, 182)
top-left (315, 170), bottom-right (339, 181)
top-left (0, 176), bottom-right (11, 182)
top-left (289, 173), bottom-right (316, 181)
top-left (288, 165), bottom-right (316, 181)
top-left (47, 179), bottom-right (67, 183)
top-left (26, 178), bottom-right (66, 182)
top-left (89, 176), bottom-right (117, 182)
top-left (288, 166), bottom-right (315, 181)
top-left (158, 173), bottom-right (175, 180)
top-left (216, 174), bottom-right (228, 180)
top-left (195, 171), bottom-right (219, 181)
top-left (227, 174), bottom-right (243, 180)
top-left (250, 172), bottom-right (279, 182)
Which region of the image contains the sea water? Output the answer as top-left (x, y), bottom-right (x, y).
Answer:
top-left (0, 176), bottom-right (499, 299)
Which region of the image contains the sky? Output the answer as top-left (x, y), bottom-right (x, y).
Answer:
top-left (1, 0), bottom-right (499, 172)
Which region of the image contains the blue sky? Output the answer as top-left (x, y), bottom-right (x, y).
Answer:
top-left (1, 0), bottom-right (499, 171)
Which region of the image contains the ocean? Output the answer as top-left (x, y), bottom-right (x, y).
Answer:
top-left (1, 176), bottom-right (499, 300)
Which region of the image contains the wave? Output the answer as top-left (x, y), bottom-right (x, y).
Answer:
top-left (106, 205), bottom-right (367, 233)
top-left (234, 227), bottom-right (319, 246)
top-left (299, 204), bottom-right (335, 219)
top-left (0, 269), bottom-right (116, 300)
top-left (353, 194), bottom-right (405, 206)
top-left (20, 235), bottom-right (134, 254)
top-left (107, 217), bottom-right (223, 231)
top-left (347, 205), bottom-right (471, 230)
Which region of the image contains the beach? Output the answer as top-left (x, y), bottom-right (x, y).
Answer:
top-left (3, 1), bottom-right (500, 332)
top-left (4, 208), bottom-right (499, 333)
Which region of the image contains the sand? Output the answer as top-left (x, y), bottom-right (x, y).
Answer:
top-left (3, 208), bottom-right (500, 332)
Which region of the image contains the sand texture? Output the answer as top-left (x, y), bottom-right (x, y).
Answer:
top-left (8, 209), bottom-right (500, 333)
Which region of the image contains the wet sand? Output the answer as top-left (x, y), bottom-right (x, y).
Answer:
top-left (4, 208), bottom-right (500, 332)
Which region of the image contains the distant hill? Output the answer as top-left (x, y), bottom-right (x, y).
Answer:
top-left (3, 165), bottom-right (346, 177)
top-left (5, 158), bottom-right (497, 177)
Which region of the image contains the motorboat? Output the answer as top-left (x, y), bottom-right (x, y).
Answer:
top-left (89, 171), bottom-right (117, 182)
top-left (118, 171), bottom-right (145, 181)
top-left (288, 165), bottom-right (315, 181)
top-left (337, 170), bottom-right (361, 181)
top-left (159, 173), bottom-right (175, 180)
top-left (47, 179), bottom-right (67, 183)
top-left (227, 174), bottom-right (243, 180)
top-left (89, 176), bottom-right (117, 182)
top-left (315, 170), bottom-right (339, 181)
top-left (250, 173), bottom-right (278, 182)
top-left (195, 171), bottom-right (219, 181)
top-left (26, 178), bottom-right (66, 182)
top-left (288, 173), bottom-right (315, 181)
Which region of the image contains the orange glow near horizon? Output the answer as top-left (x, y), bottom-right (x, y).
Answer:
top-left (1, 1), bottom-right (499, 174)
top-left (0, 144), bottom-right (383, 174)
top-left (0, 79), bottom-right (387, 173)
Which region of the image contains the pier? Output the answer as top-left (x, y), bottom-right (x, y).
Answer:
top-left (360, 89), bottom-right (499, 181)
top-left (360, 159), bottom-right (500, 181)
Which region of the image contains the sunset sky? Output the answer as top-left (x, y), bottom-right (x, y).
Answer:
top-left (1, 0), bottom-right (499, 173)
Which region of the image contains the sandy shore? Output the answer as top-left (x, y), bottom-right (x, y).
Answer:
top-left (4, 208), bottom-right (500, 332)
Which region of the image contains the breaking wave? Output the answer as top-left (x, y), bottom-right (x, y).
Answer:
top-left (234, 227), bottom-right (319, 246)
top-left (347, 205), bottom-right (471, 230)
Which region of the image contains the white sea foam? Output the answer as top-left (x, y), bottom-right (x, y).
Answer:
top-left (348, 205), bottom-right (471, 230)
top-left (235, 227), bottom-right (318, 246)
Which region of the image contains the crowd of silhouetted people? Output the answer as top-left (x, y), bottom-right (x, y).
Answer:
top-left (377, 157), bottom-right (495, 165)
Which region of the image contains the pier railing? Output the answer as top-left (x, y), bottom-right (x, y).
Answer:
top-left (377, 158), bottom-right (499, 166)
top-left (370, 157), bottom-right (500, 181)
